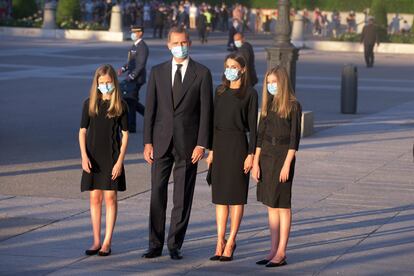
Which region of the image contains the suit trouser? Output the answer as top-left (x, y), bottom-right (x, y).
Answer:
top-left (124, 83), bottom-right (145, 131)
top-left (364, 43), bottom-right (375, 66)
top-left (149, 142), bottom-right (198, 250)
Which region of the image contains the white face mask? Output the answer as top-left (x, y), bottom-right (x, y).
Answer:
top-left (267, 83), bottom-right (278, 95)
top-left (234, 40), bottom-right (243, 48)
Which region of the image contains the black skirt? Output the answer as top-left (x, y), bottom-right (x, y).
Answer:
top-left (211, 129), bottom-right (249, 205)
top-left (257, 142), bottom-right (295, 208)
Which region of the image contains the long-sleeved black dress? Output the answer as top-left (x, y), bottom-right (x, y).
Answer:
top-left (80, 98), bottom-right (128, 192)
top-left (256, 95), bottom-right (302, 208)
top-left (211, 86), bottom-right (258, 205)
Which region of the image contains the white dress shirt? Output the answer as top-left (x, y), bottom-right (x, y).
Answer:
top-left (171, 57), bottom-right (189, 85)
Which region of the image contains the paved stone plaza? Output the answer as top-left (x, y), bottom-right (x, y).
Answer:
top-left (0, 34), bottom-right (414, 275)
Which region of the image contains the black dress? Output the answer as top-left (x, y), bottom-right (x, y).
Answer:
top-left (80, 98), bottom-right (128, 192)
top-left (211, 86), bottom-right (258, 205)
top-left (256, 95), bottom-right (302, 208)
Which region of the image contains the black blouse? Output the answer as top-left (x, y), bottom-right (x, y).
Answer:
top-left (213, 86), bottom-right (258, 153)
top-left (257, 95), bottom-right (302, 150)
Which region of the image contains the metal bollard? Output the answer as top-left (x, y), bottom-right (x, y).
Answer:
top-left (341, 64), bottom-right (358, 114)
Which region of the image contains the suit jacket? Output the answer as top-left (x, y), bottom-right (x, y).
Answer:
top-left (361, 24), bottom-right (379, 45)
top-left (123, 40), bottom-right (149, 85)
top-left (237, 42), bottom-right (258, 86)
top-left (144, 58), bottom-right (213, 159)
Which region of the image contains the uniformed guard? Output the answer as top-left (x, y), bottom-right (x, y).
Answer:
top-left (118, 25), bottom-right (149, 133)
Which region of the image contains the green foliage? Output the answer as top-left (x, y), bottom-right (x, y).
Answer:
top-left (331, 32), bottom-right (362, 42)
top-left (388, 33), bottom-right (414, 43)
top-left (371, 0), bottom-right (388, 42)
top-left (56, 0), bottom-right (81, 26)
top-left (12, 0), bottom-right (38, 19)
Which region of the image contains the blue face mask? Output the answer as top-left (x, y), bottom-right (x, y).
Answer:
top-left (224, 68), bottom-right (240, 82)
top-left (98, 83), bottom-right (114, 94)
top-left (131, 32), bottom-right (137, 41)
top-left (171, 45), bottom-right (189, 59)
top-left (267, 83), bottom-right (278, 95)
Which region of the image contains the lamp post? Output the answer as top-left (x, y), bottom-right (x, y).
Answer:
top-left (266, 0), bottom-right (299, 91)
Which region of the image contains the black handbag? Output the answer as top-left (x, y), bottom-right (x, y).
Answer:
top-left (206, 165), bottom-right (212, 186)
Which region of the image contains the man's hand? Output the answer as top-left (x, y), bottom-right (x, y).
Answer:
top-left (144, 144), bottom-right (154, 164)
top-left (206, 151), bottom-right (213, 168)
top-left (191, 146), bottom-right (205, 164)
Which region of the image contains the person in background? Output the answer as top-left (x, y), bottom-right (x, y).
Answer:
top-left (252, 66), bottom-right (301, 268)
top-left (80, 64), bottom-right (129, 257)
top-left (361, 17), bottom-right (380, 68)
top-left (233, 32), bottom-right (258, 86)
top-left (118, 25), bottom-right (149, 133)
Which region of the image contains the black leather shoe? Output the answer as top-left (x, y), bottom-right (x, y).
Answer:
top-left (256, 259), bottom-right (270, 265)
top-left (142, 248), bottom-right (163, 258)
top-left (85, 247), bottom-right (101, 256)
top-left (265, 258), bottom-right (287, 267)
top-left (98, 248), bottom-right (111, 256)
top-left (169, 248), bottom-right (183, 260)
top-left (219, 244), bottom-right (237, 262)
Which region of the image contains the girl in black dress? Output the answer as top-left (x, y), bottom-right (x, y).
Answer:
top-left (206, 53), bottom-right (258, 261)
top-left (251, 66), bottom-right (301, 267)
top-left (79, 64), bottom-right (129, 256)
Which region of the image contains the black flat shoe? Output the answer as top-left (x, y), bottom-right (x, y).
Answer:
top-left (209, 255), bottom-right (221, 261)
top-left (256, 259), bottom-right (270, 265)
top-left (85, 247), bottom-right (101, 256)
top-left (219, 244), bottom-right (237, 262)
top-left (265, 258), bottom-right (287, 267)
top-left (142, 248), bottom-right (162, 258)
top-left (169, 248), bottom-right (183, 260)
top-left (98, 248), bottom-right (111, 257)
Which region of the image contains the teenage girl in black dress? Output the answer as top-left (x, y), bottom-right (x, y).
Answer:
top-left (252, 66), bottom-right (302, 267)
top-left (79, 64), bottom-right (129, 256)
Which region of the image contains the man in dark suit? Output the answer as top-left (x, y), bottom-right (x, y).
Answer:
top-left (118, 25), bottom-right (149, 133)
top-left (361, 17), bottom-right (380, 68)
top-left (142, 27), bottom-right (213, 260)
top-left (153, 6), bottom-right (166, 39)
top-left (233, 32), bottom-right (258, 86)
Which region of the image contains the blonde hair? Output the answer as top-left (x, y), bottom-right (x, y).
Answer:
top-left (88, 64), bottom-right (123, 118)
top-left (261, 66), bottom-right (297, 119)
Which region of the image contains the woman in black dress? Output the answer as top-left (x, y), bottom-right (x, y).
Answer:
top-left (79, 64), bottom-right (129, 256)
top-left (206, 53), bottom-right (258, 261)
top-left (251, 66), bottom-right (301, 267)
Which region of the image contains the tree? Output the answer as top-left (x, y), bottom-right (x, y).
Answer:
top-left (12, 0), bottom-right (37, 19)
top-left (371, 0), bottom-right (388, 42)
top-left (56, 0), bottom-right (81, 26)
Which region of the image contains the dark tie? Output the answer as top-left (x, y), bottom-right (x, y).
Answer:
top-left (172, 64), bottom-right (183, 107)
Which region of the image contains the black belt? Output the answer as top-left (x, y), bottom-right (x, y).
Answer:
top-left (263, 135), bottom-right (290, 146)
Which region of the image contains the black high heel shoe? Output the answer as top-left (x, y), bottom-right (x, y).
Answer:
top-left (209, 240), bottom-right (227, 261)
top-left (265, 257), bottom-right (287, 267)
top-left (256, 259), bottom-right (270, 265)
top-left (219, 243), bottom-right (237, 262)
top-left (85, 246), bottom-right (101, 256)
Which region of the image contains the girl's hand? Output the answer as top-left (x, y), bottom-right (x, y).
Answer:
top-left (112, 162), bottom-right (123, 180)
top-left (82, 157), bottom-right (92, 173)
top-left (206, 151), bottom-right (213, 168)
top-left (279, 163), bottom-right (290, 183)
top-left (251, 163), bottom-right (260, 182)
top-left (243, 154), bottom-right (254, 174)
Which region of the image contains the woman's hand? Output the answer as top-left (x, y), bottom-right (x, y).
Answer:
top-left (243, 154), bottom-right (254, 174)
top-left (251, 162), bottom-right (260, 182)
top-left (82, 157), bottom-right (92, 173)
top-left (206, 151), bottom-right (213, 168)
top-left (279, 163), bottom-right (290, 183)
top-left (111, 161), bottom-right (123, 180)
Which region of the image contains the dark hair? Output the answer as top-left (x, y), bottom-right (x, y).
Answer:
top-left (167, 26), bottom-right (190, 42)
top-left (217, 53), bottom-right (250, 98)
